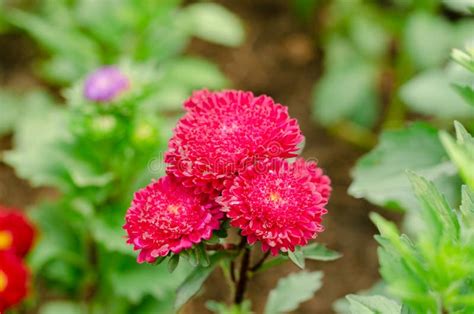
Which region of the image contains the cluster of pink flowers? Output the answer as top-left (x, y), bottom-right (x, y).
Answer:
top-left (124, 90), bottom-right (331, 263)
top-left (0, 207), bottom-right (35, 312)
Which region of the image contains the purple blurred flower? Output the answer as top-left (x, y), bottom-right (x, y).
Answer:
top-left (83, 67), bottom-right (130, 102)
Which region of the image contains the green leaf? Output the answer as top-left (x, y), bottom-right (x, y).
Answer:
top-left (3, 97), bottom-right (114, 191)
top-left (452, 84), bottom-right (474, 107)
top-left (350, 16), bottom-right (389, 59)
top-left (346, 295), bottom-right (401, 314)
top-left (451, 48), bottom-right (474, 74)
top-left (27, 201), bottom-right (87, 291)
top-left (443, 0), bottom-right (474, 14)
top-left (163, 57), bottom-right (229, 90)
top-left (175, 251), bottom-right (228, 310)
top-left (460, 185), bottom-right (474, 220)
top-left (312, 61), bottom-right (378, 128)
top-left (460, 186), bottom-right (474, 242)
top-left (39, 301), bottom-right (83, 314)
top-left (6, 9), bottom-right (99, 83)
top-left (207, 300), bottom-right (253, 314)
top-left (400, 67), bottom-right (474, 119)
top-left (90, 206), bottom-right (133, 255)
top-left (3, 100), bottom-right (72, 190)
top-left (180, 3), bottom-right (245, 47)
top-left (302, 243), bottom-right (342, 261)
top-left (349, 123), bottom-right (461, 211)
top-left (0, 91), bottom-right (21, 136)
top-left (264, 271), bottom-right (323, 314)
top-left (107, 253), bottom-right (189, 304)
top-left (288, 247), bottom-right (305, 269)
top-left (168, 254), bottom-right (180, 273)
top-left (404, 13), bottom-right (452, 69)
top-left (440, 121), bottom-right (474, 189)
top-left (407, 171), bottom-right (460, 243)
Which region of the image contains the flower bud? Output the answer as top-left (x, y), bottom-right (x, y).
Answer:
top-left (83, 66), bottom-right (130, 102)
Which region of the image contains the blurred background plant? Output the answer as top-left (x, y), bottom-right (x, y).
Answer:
top-left (334, 20), bottom-right (474, 314)
top-left (0, 0), bottom-right (244, 138)
top-left (308, 0), bottom-right (474, 148)
top-left (0, 0), bottom-right (245, 312)
top-left (1, 0), bottom-right (474, 312)
top-left (0, 0), bottom-right (244, 86)
top-left (3, 67), bottom-right (193, 313)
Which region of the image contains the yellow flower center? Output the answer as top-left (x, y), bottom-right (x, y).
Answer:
top-left (167, 204), bottom-right (180, 214)
top-left (269, 192), bottom-right (282, 203)
top-left (0, 270), bottom-right (7, 292)
top-left (0, 231), bottom-right (13, 250)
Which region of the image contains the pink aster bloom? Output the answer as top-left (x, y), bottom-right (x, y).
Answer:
top-left (124, 175), bottom-right (223, 263)
top-left (83, 66), bottom-right (129, 102)
top-left (293, 158), bottom-right (332, 204)
top-left (218, 158), bottom-right (329, 256)
top-left (165, 90), bottom-right (304, 195)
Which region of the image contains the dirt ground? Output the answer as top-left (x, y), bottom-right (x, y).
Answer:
top-left (0, 1), bottom-right (394, 313)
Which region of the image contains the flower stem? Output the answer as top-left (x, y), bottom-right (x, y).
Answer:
top-left (234, 247), bottom-right (251, 304)
top-left (250, 251), bottom-right (270, 272)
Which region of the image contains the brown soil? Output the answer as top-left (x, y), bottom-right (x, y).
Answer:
top-left (0, 1), bottom-right (396, 313)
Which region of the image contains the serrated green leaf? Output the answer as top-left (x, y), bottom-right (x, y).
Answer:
top-left (175, 251), bottom-right (228, 310)
top-left (440, 122), bottom-right (474, 189)
top-left (407, 171), bottom-right (460, 243)
top-left (346, 295), bottom-right (401, 314)
top-left (460, 186), bottom-right (474, 241)
top-left (350, 123), bottom-right (461, 211)
top-left (302, 243), bottom-right (342, 261)
top-left (288, 247), bottom-right (305, 269)
top-left (264, 271), bottom-right (322, 314)
top-left (180, 3), bottom-right (245, 47)
top-left (460, 186), bottom-right (474, 218)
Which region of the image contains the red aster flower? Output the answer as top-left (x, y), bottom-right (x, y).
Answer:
top-left (0, 209), bottom-right (35, 258)
top-left (165, 90), bottom-right (303, 195)
top-left (183, 89), bottom-right (213, 112)
top-left (293, 158), bottom-right (332, 204)
top-left (124, 175), bottom-right (223, 263)
top-left (0, 252), bottom-right (29, 312)
top-left (218, 158), bottom-right (329, 256)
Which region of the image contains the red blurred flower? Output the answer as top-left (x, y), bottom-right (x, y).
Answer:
top-left (165, 90), bottom-right (303, 195)
top-left (124, 175), bottom-right (223, 263)
top-left (0, 252), bottom-right (29, 312)
top-left (0, 209), bottom-right (35, 258)
top-left (218, 158), bottom-right (329, 255)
